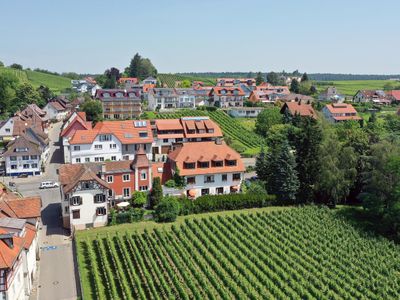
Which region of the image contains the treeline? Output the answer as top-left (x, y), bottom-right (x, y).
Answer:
top-left (179, 72), bottom-right (400, 81)
top-left (254, 109), bottom-right (400, 239)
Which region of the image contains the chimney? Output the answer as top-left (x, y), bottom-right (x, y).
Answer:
top-left (101, 163), bottom-right (106, 174)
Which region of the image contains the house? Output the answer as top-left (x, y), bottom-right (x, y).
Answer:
top-left (71, 77), bottom-right (100, 95)
top-left (14, 104), bottom-right (49, 135)
top-left (142, 77), bottom-right (157, 85)
top-left (322, 103), bottom-right (362, 123)
top-left (147, 88), bottom-right (179, 110)
top-left (226, 107), bottom-right (264, 118)
top-left (168, 141), bottom-right (245, 198)
top-left (276, 93), bottom-right (314, 103)
top-left (248, 86), bottom-right (290, 104)
top-left (175, 88), bottom-right (196, 109)
top-left (118, 77), bottom-right (139, 89)
top-left (318, 86), bottom-right (345, 103)
top-left (59, 148), bottom-right (152, 230)
top-left (280, 102), bottom-right (317, 119)
top-left (353, 90), bottom-right (391, 105)
top-left (386, 90), bottom-right (400, 103)
top-left (60, 112), bottom-right (93, 163)
top-left (193, 87), bottom-right (212, 106)
top-left (0, 118), bottom-right (15, 142)
top-left (152, 116), bottom-right (223, 161)
top-left (0, 191), bottom-right (41, 300)
top-left (208, 87), bottom-right (245, 108)
top-left (3, 135), bottom-right (46, 177)
top-left (216, 78), bottom-right (256, 87)
top-left (59, 164), bottom-right (110, 230)
top-left (68, 120), bottom-right (153, 164)
top-left (95, 89), bottom-right (142, 119)
top-left (43, 99), bottom-right (68, 121)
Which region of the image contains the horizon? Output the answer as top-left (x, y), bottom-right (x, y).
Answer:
top-left (1, 0), bottom-right (400, 74)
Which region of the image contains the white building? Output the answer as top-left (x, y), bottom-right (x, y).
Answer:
top-left (0, 118), bottom-right (14, 142)
top-left (168, 141), bottom-right (245, 198)
top-left (226, 107), bottom-right (264, 118)
top-left (148, 88), bottom-right (179, 110)
top-left (59, 164), bottom-right (110, 230)
top-left (43, 100), bottom-right (69, 121)
top-left (175, 88), bottom-right (196, 109)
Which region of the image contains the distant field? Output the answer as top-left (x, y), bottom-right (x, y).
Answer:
top-left (0, 67), bottom-right (71, 93)
top-left (76, 206), bottom-right (400, 300)
top-left (158, 73), bottom-right (215, 87)
top-left (316, 80), bottom-right (394, 96)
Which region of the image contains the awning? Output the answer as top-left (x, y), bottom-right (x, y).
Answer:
top-left (231, 185), bottom-right (240, 191)
top-left (116, 201), bottom-right (130, 208)
top-left (188, 189), bottom-right (196, 198)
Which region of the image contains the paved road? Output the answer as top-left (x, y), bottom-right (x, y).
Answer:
top-left (3, 122), bottom-right (79, 300)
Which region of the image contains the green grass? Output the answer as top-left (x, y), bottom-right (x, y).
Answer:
top-left (76, 206), bottom-right (400, 300)
top-left (0, 67), bottom-right (71, 93)
top-left (236, 118), bottom-right (256, 131)
top-left (158, 73), bottom-right (215, 87)
top-left (316, 80), bottom-right (393, 96)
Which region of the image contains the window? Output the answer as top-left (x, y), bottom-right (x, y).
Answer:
top-left (212, 160), bottom-right (223, 167)
top-left (76, 158), bottom-right (81, 163)
top-left (73, 146), bottom-right (80, 151)
top-left (110, 144), bottom-right (117, 149)
top-left (23, 164), bottom-right (29, 169)
top-left (222, 174), bottom-right (228, 181)
top-left (204, 175), bottom-right (214, 183)
top-left (11, 165), bottom-right (17, 170)
top-left (72, 210), bottom-right (80, 219)
top-left (184, 162), bottom-right (195, 169)
top-left (96, 207), bottom-right (107, 216)
top-left (94, 157), bottom-right (104, 162)
top-left (85, 158), bottom-right (90, 162)
top-left (123, 174), bottom-right (130, 182)
top-left (123, 155), bottom-right (129, 160)
top-left (140, 170), bottom-right (147, 180)
top-left (94, 144), bottom-right (102, 150)
top-left (176, 138), bottom-right (183, 142)
top-left (124, 145), bottom-right (129, 151)
top-left (70, 196), bottom-right (82, 206)
top-left (201, 188), bottom-right (209, 196)
top-left (108, 189), bottom-right (113, 197)
top-left (216, 187), bottom-right (224, 194)
top-left (10, 156), bottom-right (17, 161)
top-left (123, 188), bottom-right (130, 198)
top-left (5, 128), bottom-right (10, 133)
top-left (226, 160), bottom-right (237, 166)
top-left (198, 161), bottom-right (209, 168)
top-left (163, 139), bottom-right (169, 143)
top-left (94, 194), bottom-right (106, 203)
top-left (139, 186), bottom-right (148, 191)
top-left (139, 131), bottom-right (148, 138)
top-left (233, 173), bottom-right (241, 181)
top-left (107, 175), bottom-right (113, 183)
top-left (31, 163), bottom-right (38, 168)
top-left (22, 155), bottom-right (29, 160)
top-left (31, 155), bottom-right (38, 160)
top-left (111, 156), bottom-right (116, 161)
top-left (187, 176), bottom-right (196, 184)
top-left (99, 135), bottom-right (111, 141)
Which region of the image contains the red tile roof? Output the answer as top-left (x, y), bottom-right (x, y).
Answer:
top-left (282, 102), bottom-right (317, 118)
top-left (152, 162), bottom-right (172, 184)
top-left (5, 197), bottom-right (41, 219)
top-left (388, 90), bottom-right (400, 101)
top-left (23, 224), bottom-right (36, 249)
top-left (168, 141), bottom-right (245, 176)
top-left (210, 87), bottom-right (245, 96)
top-left (325, 103), bottom-right (358, 114)
top-left (0, 230), bottom-right (23, 269)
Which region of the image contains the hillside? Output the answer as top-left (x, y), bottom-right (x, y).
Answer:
top-left (316, 80), bottom-right (394, 96)
top-left (76, 206), bottom-right (400, 299)
top-left (0, 67), bottom-right (71, 93)
top-left (158, 73), bottom-right (215, 87)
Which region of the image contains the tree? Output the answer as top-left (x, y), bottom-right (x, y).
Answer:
top-left (181, 79), bottom-right (191, 88)
top-left (128, 53), bottom-right (142, 78)
top-left (315, 130), bottom-right (357, 207)
top-left (149, 177), bottom-right (163, 208)
top-left (256, 72), bottom-right (264, 85)
top-left (266, 72), bottom-right (279, 85)
top-left (290, 79), bottom-right (300, 93)
top-left (173, 167), bottom-right (185, 188)
top-left (16, 82), bottom-right (43, 107)
top-left (301, 72), bottom-right (309, 82)
top-left (0, 73), bottom-right (18, 116)
top-left (130, 191), bottom-right (147, 207)
top-left (10, 63), bottom-right (23, 70)
top-left (36, 85), bottom-right (54, 102)
top-left (80, 100), bottom-right (103, 122)
top-left (258, 139), bottom-right (299, 204)
top-left (127, 53), bottom-right (157, 80)
top-left (255, 107), bottom-right (283, 137)
top-left (103, 67), bottom-right (121, 88)
top-left (154, 196), bottom-right (180, 222)
top-left (0, 61), bottom-right (4, 67)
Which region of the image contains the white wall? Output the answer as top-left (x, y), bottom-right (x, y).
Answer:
top-left (1, 257), bottom-right (25, 300)
top-left (6, 155), bottom-right (41, 176)
top-left (0, 118), bottom-right (14, 140)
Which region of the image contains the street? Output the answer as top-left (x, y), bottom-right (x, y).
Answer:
top-left (3, 122), bottom-right (80, 300)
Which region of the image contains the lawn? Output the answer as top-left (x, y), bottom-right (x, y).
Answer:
top-left (316, 80), bottom-right (393, 97)
top-left (25, 70), bottom-right (71, 92)
top-left (236, 117), bottom-right (256, 131)
top-left (76, 206), bottom-right (400, 300)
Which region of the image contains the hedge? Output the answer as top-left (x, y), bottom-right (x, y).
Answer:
top-left (179, 193), bottom-right (275, 215)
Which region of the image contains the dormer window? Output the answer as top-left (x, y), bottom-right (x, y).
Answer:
top-left (198, 161), bottom-right (209, 168)
top-left (226, 159), bottom-right (237, 166)
top-left (103, 93), bottom-right (110, 98)
top-left (139, 131), bottom-right (148, 138)
top-left (115, 92), bottom-right (124, 98)
top-left (184, 162), bottom-right (195, 169)
top-left (212, 160), bottom-right (223, 167)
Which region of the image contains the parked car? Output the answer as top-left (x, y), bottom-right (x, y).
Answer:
top-left (17, 174), bottom-right (28, 178)
top-left (39, 181), bottom-right (59, 189)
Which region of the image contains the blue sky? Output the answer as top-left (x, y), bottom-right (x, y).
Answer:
top-left (1, 0), bottom-right (399, 74)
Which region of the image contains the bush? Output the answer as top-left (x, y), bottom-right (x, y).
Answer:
top-left (113, 208), bottom-right (145, 224)
top-left (154, 197), bottom-right (180, 222)
top-left (131, 191), bottom-right (147, 207)
top-left (179, 193), bottom-right (275, 215)
top-left (165, 179), bottom-right (176, 188)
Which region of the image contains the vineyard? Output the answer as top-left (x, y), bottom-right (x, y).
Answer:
top-left (158, 73), bottom-right (215, 87)
top-left (76, 206), bottom-right (400, 300)
top-left (155, 109), bottom-right (261, 155)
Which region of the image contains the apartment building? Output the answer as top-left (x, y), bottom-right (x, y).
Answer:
top-left (147, 88), bottom-right (179, 110)
top-left (95, 89), bottom-right (142, 119)
top-left (208, 87), bottom-right (245, 107)
top-left (216, 78), bottom-right (256, 87)
top-left (68, 120), bottom-right (153, 164)
top-left (168, 141), bottom-right (245, 198)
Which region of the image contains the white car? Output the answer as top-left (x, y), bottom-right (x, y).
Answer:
top-left (39, 181), bottom-right (60, 189)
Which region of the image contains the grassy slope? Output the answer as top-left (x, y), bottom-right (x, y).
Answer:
top-left (158, 73), bottom-right (215, 87)
top-left (0, 67), bottom-right (71, 93)
top-left (317, 80), bottom-right (393, 96)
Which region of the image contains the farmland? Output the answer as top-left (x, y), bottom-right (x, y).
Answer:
top-left (154, 109), bottom-right (261, 156)
top-left (0, 67), bottom-right (71, 93)
top-left (158, 73), bottom-right (215, 87)
top-left (316, 80), bottom-right (394, 96)
top-left (76, 206), bottom-right (400, 300)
